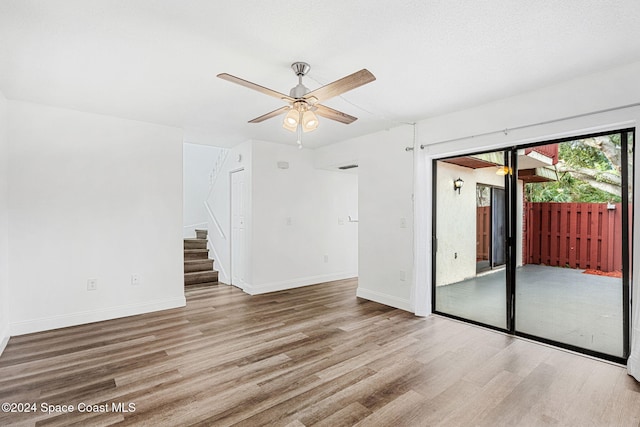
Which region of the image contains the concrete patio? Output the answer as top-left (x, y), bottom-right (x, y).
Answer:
top-left (435, 264), bottom-right (624, 357)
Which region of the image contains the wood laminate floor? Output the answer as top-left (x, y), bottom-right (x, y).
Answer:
top-left (0, 278), bottom-right (639, 426)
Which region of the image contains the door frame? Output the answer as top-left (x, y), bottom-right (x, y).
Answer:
top-left (431, 148), bottom-right (513, 335)
top-left (511, 128), bottom-right (633, 364)
top-left (229, 167), bottom-right (246, 290)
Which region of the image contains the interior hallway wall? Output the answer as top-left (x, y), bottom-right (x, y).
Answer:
top-left (314, 125), bottom-right (415, 311)
top-left (183, 142), bottom-right (222, 237)
top-left (249, 140), bottom-right (358, 294)
top-left (206, 140), bottom-right (252, 285)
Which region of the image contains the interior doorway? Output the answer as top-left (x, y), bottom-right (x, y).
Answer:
top-left (433, 129), bottom-right (634, 363)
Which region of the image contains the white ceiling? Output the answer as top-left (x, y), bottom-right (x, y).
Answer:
top-left (2, 1), bottom-right (640, 149)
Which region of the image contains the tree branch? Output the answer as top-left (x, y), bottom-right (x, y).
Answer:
top-left (556, 162), bottom-right (621, 197)
top-left (580, 136), bottom-right (621, 173)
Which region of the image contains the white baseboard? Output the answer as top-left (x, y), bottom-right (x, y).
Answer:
top-left (9, 296), bottom-right (186, 336)
top-left (356, 287), bottom-right (413, 312)
top-left (0, 322), bottom-right (9, 357)
top-left (244, 272), bottom-right (358, 295)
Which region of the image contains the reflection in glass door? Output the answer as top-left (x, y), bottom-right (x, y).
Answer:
top-left (433, 150), bottom-right (510, 330)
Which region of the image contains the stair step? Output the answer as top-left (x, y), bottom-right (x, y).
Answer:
top-left (195, 229), bottom-right (208, 239)
top-left (184, 239), bottom-right (207, 250)
top-left (184, 270), bottom-right (219, 285)
top-left (184, 249), bottom-right (209, 260)
top-left (184, 259), bottom-right (214, 273)
top-left (185, 281), bottom-right (217, 288)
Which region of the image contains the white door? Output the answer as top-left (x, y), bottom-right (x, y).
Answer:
top-left (230, 169), bottom-right (246, 289)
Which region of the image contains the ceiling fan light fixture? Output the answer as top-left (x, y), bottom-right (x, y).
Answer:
top-left (302, 110), bottom-right (319, 132)
top-left (283, 109), bottom-right (299, 132)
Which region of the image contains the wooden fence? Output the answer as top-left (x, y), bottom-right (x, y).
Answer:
top-left (476, 206), bottom-right (490, 261)
top-left (524, 202), bottom-right (624, 272)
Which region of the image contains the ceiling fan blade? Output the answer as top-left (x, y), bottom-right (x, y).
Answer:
top-left (314, 104), bottom-right (357, 124)
top-left (217, 73), bottom-right (295, 102)
top-left (303, 69), bottom-right (375, 103)
top-left (248, 106), bottom-right (290, 123)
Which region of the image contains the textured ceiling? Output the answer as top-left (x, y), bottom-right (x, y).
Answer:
top-left (1, 0), bottom-right (640, 148)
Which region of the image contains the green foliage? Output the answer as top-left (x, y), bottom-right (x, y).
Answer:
top-left (525, 136), bottom-right (622, 203)
top-left (559, 140), bottom-right (613, 171)
top-left (525, 174), bottom-right (621, 203)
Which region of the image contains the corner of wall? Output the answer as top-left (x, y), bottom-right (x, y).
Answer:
top-left (0, 90), bottom-right (9, 356)
top-left (356, 125), bottom-right (416, 311)
top-left (246, 272), bottom-right (358, 295)
top-left (355, 287), bottom-right (412, 312)
top-left (0, 324), bottom-right (9, 357)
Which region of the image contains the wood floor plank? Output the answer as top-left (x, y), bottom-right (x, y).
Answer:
top-left (0, 278), bottom-right (638, 426)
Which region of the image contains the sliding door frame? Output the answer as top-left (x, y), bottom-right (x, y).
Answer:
top-left (431, 147), bottom-right (513, 334)
top-left (432, 128), bottom-right (634, 365)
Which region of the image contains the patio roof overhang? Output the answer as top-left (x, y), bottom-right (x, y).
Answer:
top-left (441, 155), bottom-right (558, 183)
top-left (518, 167), bottom-right (558, 183)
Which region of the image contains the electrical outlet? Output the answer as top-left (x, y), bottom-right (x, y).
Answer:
top-left (131, 274), bottom-right (140, 286)
top-left (87, 278), bottom-right (97, 291)
top-left (400, 217), bottom-right (407, 228)
top-left (399, 270), bottom-right (406, 281)
top-left (323, 255), bottom-right (329, 263)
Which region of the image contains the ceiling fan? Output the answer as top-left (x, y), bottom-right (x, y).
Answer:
top-left (217, 62), bottom-right (376, 146)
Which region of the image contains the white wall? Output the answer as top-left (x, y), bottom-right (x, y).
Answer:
top-left (0, 91), bottom-right (9, 354)
top-left (249, 141), bottom-right (358, 294)
top-left (7, 101), bottom-right (185, 335)
top-left (207, 139), bottom-right (358, 293)
top-left (183, 142), bottom-right (222, 237)
top-left (419, 61), bottom-right (640, 152)
top-left (318, 126), bottom-right (415, 311)
top-left (435, 162), bottom-right (484, 285)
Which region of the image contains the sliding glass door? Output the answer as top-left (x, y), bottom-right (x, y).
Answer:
top-left (432, 129), bottom-right (634, 363)
top-left (515, 132), bottom-right (633, 359)
top-left (433, 149), bottom-right (512, 330)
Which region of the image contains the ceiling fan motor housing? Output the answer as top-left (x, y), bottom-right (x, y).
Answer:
top-left (290, 62), bottom-right (311, 98)
top-left (290, 83), bottom-right (309, 98)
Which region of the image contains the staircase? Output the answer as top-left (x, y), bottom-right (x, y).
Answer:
top-left (184, 229), bottom-right (218, 286)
